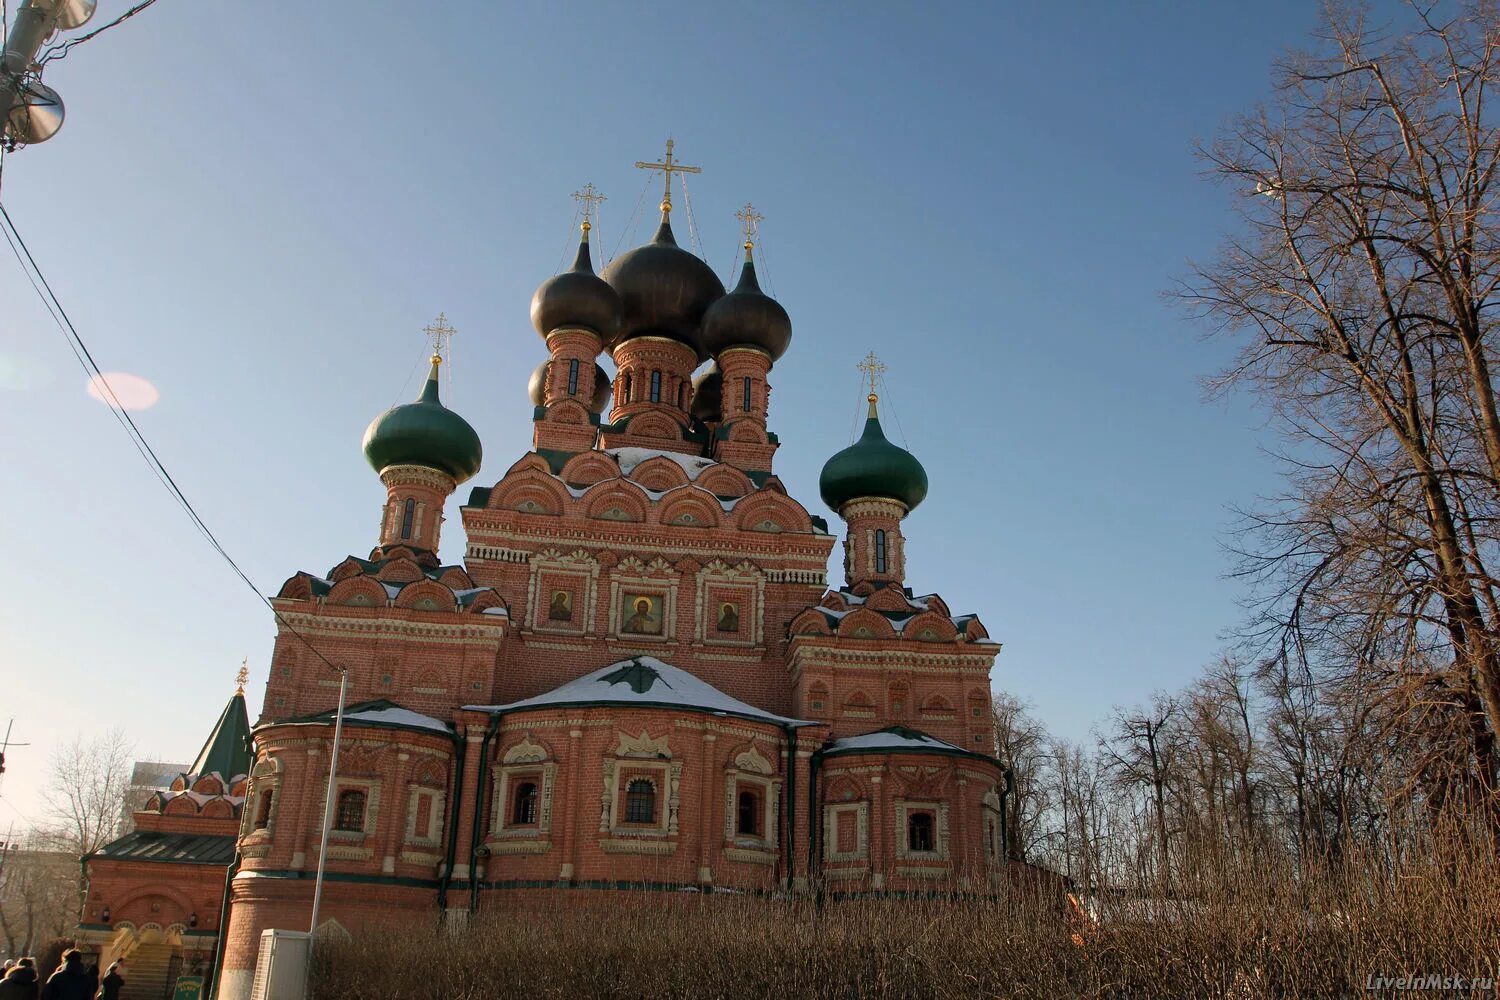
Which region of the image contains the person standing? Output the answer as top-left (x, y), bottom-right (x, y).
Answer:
top-left (0, 957), bottom-right (39, 1000)
top-left (37, 951), bottom-right (91, 1000)
top-left (97, 964), bottom-right (123, 1000)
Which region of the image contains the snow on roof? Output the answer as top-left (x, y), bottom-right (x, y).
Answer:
top-left (344, 705), bottom-right (452, 733)
top-left (607, 447), bottom-right (719, 480)
top-left (823, 727), bottom-right (976, 757)
top-left (467, 655), bottom-right (809, 727)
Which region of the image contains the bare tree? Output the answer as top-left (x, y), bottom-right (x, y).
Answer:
top-left (991, 692), bottom-right (1052, 862)
top-left (1100, 695), bottom-right (1183, 884)
top-left (0, 833), bottom-right (78, 957)
top-left (43, 728), bottom-right (134, 856)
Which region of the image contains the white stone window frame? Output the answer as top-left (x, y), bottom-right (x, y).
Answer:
top-left (607, 559), bottom-right (677, 642)
top-left (723, 747), bottom-right (781, 849)
top-left (492, 763), bottom-right (557, 838)
top-left (404, 786), bottom-right (446, 847)
top-left (695, 560), bottom-right (765, 647)
top-left (241, 757), bottom-right (283, 841)
top-left (601, 760), bottom-right (681, 838)
top-left (822, 801), bottom-right (869, 863)
top-left (328, 777), bottom-right (380, 841)
top-left (981, 787), bottom-right (1003, 862)
top-left (527, 549), bottom-right (599, 636)
top-left (893, 799), bottom-right (950, 862)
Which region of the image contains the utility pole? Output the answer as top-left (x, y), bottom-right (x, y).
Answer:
top-left (1, 0), bottom-right (98, 148)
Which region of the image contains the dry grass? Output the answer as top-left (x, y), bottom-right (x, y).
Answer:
top-left (311, 849), bottom-right (1500, 999)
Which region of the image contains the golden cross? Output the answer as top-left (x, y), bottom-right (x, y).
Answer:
top-left (423, 312), bottom-right (456, 364)
top-left (236, 659), bottom-right (249, 695)
top-left (635, 138), bottom-right (701, 215)
top-left (857, 352), bottom-right (887, 400)
top-left (735, 202), bottom-right (764, 250)
top-left (572, 182), bottom-right (605, 232)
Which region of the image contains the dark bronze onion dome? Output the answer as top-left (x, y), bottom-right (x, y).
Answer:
top-left (819, 396), bottom-right (928, 513)
top-left (700, 247), bottom-right (791, 361)
top-left (363, 355), bottom-right (483, 482)
top-left (530, 224), bottom-right (622, 340)
top-left (690, 361), bottom-right (722, 422)
top-left (528, 358), bottom-right (611, 413)
top-left (601, 217), bottom-right (725, 359)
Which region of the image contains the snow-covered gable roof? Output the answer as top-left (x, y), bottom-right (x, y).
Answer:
top-left (607, 447), bottom-right (719, 480)
top-left (822, 725), bottom-right (995, 763)
top-left (467, 655), bottom-right (810, 727)
top-left (274, 699), bottom-right (452, 736)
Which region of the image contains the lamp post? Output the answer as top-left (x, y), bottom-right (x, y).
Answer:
top-left (307, 664), bottom-right (348, 944)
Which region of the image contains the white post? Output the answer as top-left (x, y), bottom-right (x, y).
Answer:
top-left (308, 667), bottom-right (348, 941)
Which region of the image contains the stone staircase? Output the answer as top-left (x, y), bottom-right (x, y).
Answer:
top-left (119, 941), bottom-right (177, 1000)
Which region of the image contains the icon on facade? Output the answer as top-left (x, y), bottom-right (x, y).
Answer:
top-left (621, 594), bottom-right (662, 635)
top-left (549, 589), bottom-right (573, 621)
top-left (717, 601), bottom-right (739, 633)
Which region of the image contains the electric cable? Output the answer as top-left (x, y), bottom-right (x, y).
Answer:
top-left (37, 0), bottom-right (159, 66)
top-left (0, 202), bottom-right (353, 683)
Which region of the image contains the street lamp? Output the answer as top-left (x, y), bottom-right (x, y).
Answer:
top-left (1, 0), bottom-right (97, 148)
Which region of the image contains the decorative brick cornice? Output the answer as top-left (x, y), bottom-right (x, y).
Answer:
top-left (380, 465), bottom-right (458, 493)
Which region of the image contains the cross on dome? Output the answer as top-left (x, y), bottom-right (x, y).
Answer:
top-left (423, 312), bottom-right (456, 365)
top-left (735, 202), bottom-right (764, 250)
top-left (858, 351), bottom-right (887, 403)
top-left (635, 138), bottom-right (701, 217)
top-left (571, 182), bottom-right (605, 233)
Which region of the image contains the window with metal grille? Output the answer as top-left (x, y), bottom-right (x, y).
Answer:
top-left (567, 359), bottom-right (579, 395)
top-left (650, 370), bottom-right (661, 403)
top-left (875, 529), bottom-right (887, 573)
top-left (624, 778), bottom-right (655, 824)
top-left (742, 376), bottom-right (751, 412)
top-left (736, 789), bottom-right (760, 836)
top-left (512, 781), bottom-right (538, 825)
top-left (334, 789), bottom-right (366, 832)
top-left (401, 498), bottom-right (415, 540)
top-left (907, 811), bottom-right (935, 852)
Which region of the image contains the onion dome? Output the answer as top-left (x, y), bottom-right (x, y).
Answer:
top-left (602, 217), bottom-right (725, 359)
top-left (700, 247), bottom-right (791, 361)
top-left (530, 225), bottom-right (622, 341)
top-left (690, 362), bottom-right (722, 422)
top-left (363, 356), bottom-right (483, 482)
top-left (528, 358), bottom-right (611, 413)
top-left (819, 396), bottom-right (928, 513)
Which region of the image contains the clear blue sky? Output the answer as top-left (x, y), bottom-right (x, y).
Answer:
top-left (0, 1), bottom-right (1342, 825)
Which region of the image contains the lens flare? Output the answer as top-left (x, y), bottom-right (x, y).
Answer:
top-left (86, 372), bottom-right (160, 411)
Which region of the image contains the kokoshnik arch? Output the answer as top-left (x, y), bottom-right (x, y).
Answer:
top-left (80, 145), bottom-right (1014, 1000)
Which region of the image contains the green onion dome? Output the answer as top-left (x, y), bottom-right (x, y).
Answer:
top-left (363, 358), bottom-right (483, 482)
top-left (690, 361), bottom-right (722, 422)
top-left (700, 248), bottom-right (791, 361)
top-left (602, 217), bottom-right (725, 361)
top-left (528, 357), bottom-right (611, 413)
top-left (819, 397), bottom-right (928, 513)
top-left (530, 227), bottom-right (622, 341)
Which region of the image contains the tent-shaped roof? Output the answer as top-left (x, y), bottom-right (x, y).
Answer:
top-left (822, 725), bottom-right (996, 763)
top-left (467, 655), bottom-right (809, 727)
top-left (189, 691), bottom-right (252, 779)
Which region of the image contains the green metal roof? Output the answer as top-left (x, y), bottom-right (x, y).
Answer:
top-left (189, 691), bottom-right (252, 779)
top-left (88, 830), bottom-right (237, 866)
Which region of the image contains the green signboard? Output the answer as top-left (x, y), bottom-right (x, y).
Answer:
top-left (172, 975), bottom-right (204, 1000)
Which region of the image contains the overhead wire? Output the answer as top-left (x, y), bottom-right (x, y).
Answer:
top-left (610, 173), bottom-right (652, 263)
top-left (0, 202), bottom-right (351, 683)
top-left (679, 171), bottom-right (706, 263)
top-left (36, 0), bottom-right (159, 66)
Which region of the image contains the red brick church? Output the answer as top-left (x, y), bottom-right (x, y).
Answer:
top-left (84, 155), bottom-right (1011, 1000)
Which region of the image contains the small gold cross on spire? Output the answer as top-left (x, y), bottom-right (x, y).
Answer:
top-left (635, 138), bottom-right (701, 218)
top-left (735, 202), bottom-right (764, 251)
top-left (235, 658), bottom-right (249, 695)
top-left (857, 351), bottom-right (887, 404)
top-left (423, 312), bottom-right (456, 366)
top-left (572, 182), bottom-right (605, 235)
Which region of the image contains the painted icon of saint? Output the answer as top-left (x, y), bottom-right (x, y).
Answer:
top-left (548, 589), bottom-right (572, 621)
top-left (717, 602), bottom-right (739, 633)
top-left (623, 595), bottom-right (661, 635)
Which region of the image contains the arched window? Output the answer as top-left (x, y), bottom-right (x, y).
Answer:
top-left (567, 358), bottom-right (579, 396)
top-left (334, 789), bottom-right (366, 832)
top-left (650, 370), bottom-right (662, 403)
top-left (875, 529), bottom-right (887, 574)
top-left (907, 811), bottom-right (934, 853)
top-left (736, 789), bottom-right (760, 836)
top-left (253, 789), bottom-right (273, 830)
top-left (677, 382), bottom-right (685, 409)
top-left (742, 376), bottom-right (752, 412)
top-left (624, 778), bottom-right (655, 824)
top-left (512, 781), bottom-right (538, 825)
top-left (622, 372), bottom-right (632, 402)
top-left (401, 498), bottom-right (415, 540)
